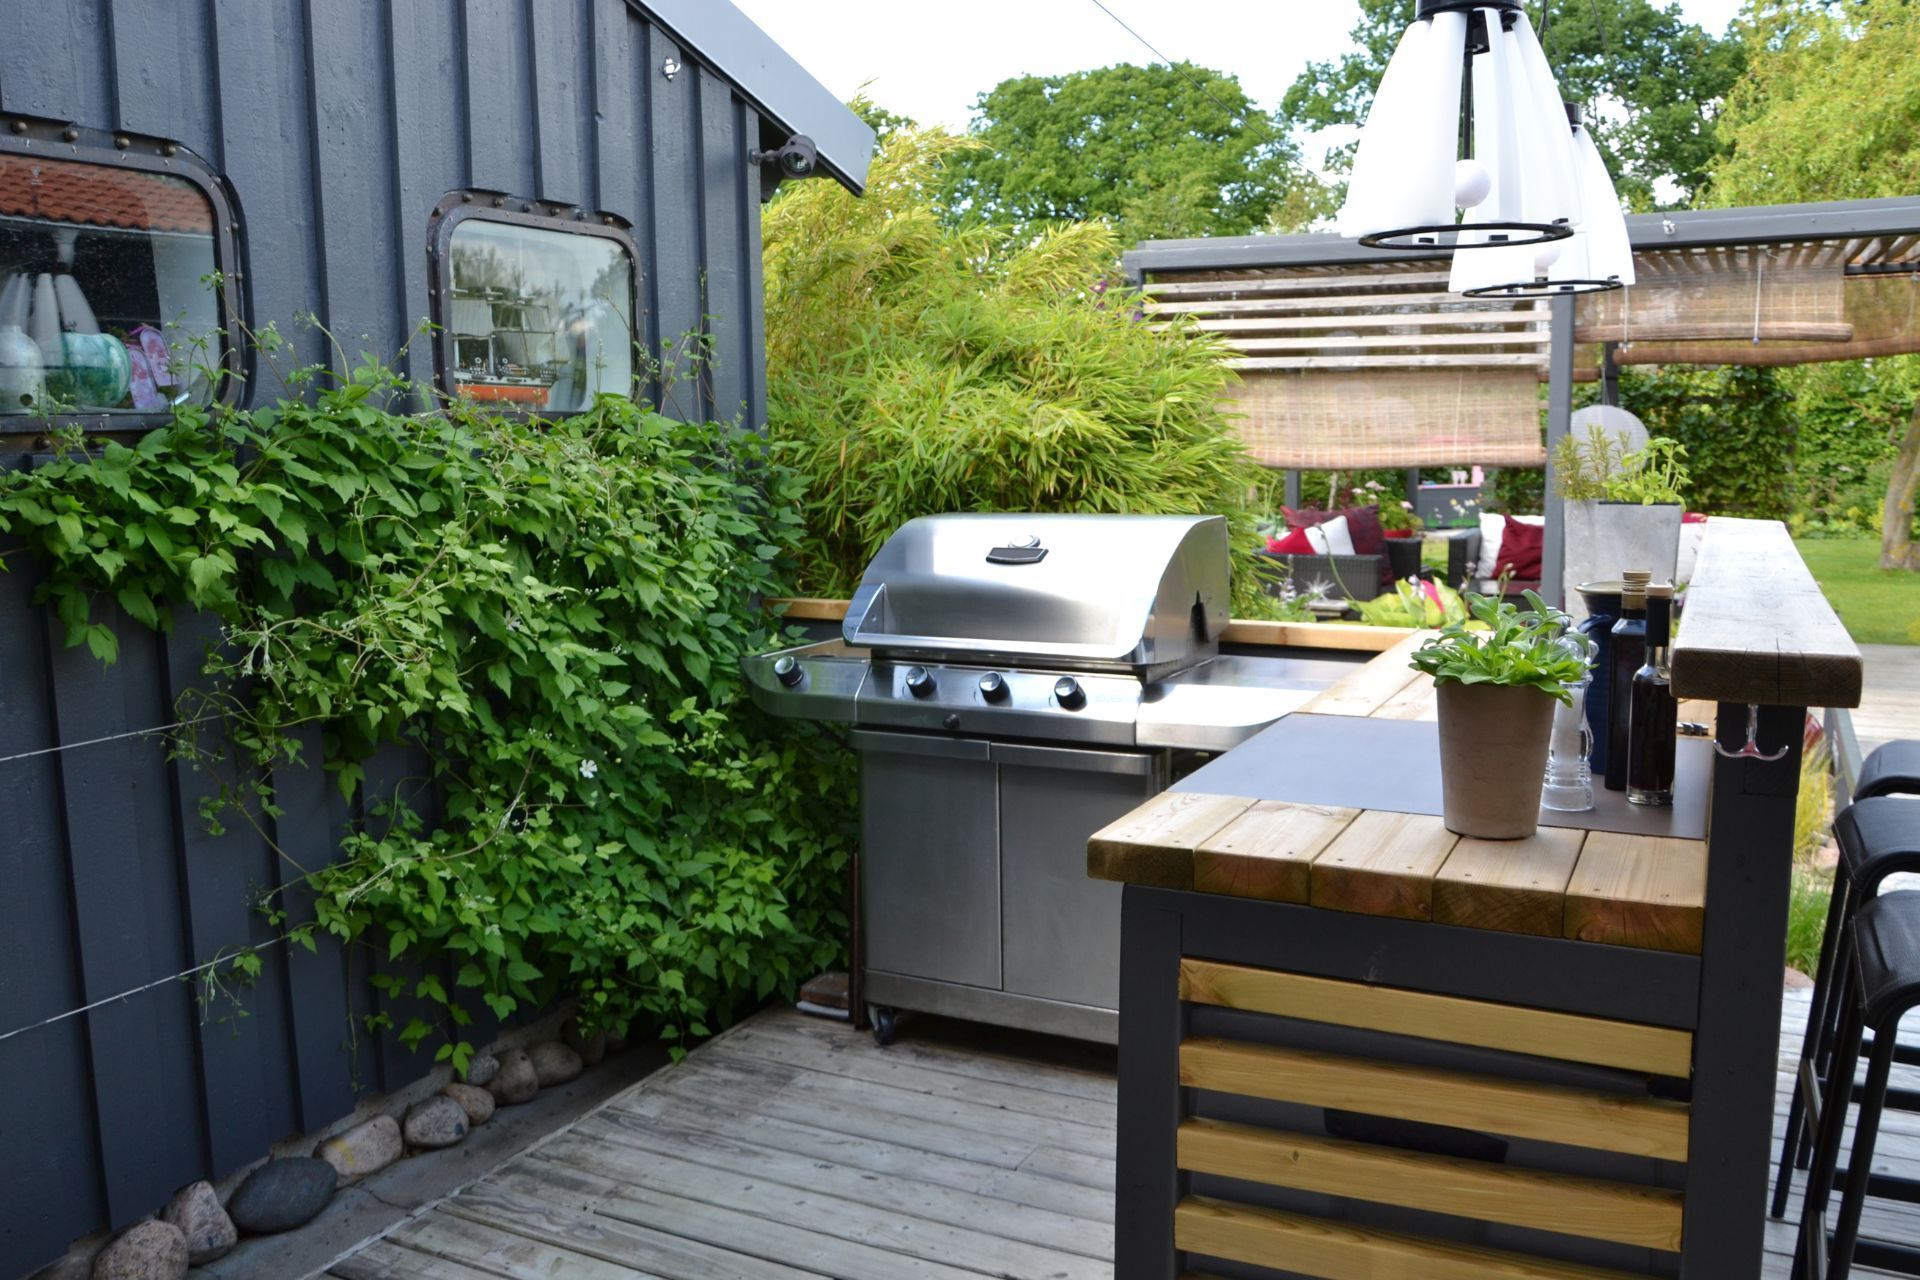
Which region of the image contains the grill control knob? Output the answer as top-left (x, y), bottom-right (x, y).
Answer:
top-left (772, 655), bottom-right (804, 688)
top-left (904, 666), bottom-right (936, 698)
top-left (1053, 676), bottom-right (1086, 710)
top-left (978, 672), bottom-right (1008, 702)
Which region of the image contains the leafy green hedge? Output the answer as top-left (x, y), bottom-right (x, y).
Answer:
top-left (0, 364), bottom-right (854, 1065)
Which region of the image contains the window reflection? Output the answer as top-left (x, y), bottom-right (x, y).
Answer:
top-left (0, 151), bottom-right (222, 415)
top-left (446, 219), bottom-right (633, 413)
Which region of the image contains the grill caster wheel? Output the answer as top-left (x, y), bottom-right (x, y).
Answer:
top-left (869, 1006), bottom-right (899, 1047)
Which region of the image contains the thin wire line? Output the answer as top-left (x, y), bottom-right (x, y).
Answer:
top-left (0, 936), bottom-right (287, 1045)
top-left (0, 715), bottom-right (217, 767)
top-left (1084, 0), bottom-right (1245, 121)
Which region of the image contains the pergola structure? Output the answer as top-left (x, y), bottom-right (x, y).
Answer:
top-left (1125, 194), bottom-right (1920, 603)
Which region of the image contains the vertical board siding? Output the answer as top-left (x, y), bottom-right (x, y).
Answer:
top-left (0, 1), bottom-right (781, 1270)
top-left (0, 481), bottom-right (108, 1270)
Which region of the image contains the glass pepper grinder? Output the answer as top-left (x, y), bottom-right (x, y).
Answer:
top-left (1542, 634), bottom-right (1595, 812)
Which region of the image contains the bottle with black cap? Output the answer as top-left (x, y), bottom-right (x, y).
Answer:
top-left (1605, 571), bottom-right (1651, 793)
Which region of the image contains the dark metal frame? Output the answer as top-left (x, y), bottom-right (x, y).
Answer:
top-left (0, 116), bottom-right (247, 437)
top-left (424, 191), bottom-right (642, 412)
top-left (1113, 699), bottom-right (1804, 1279)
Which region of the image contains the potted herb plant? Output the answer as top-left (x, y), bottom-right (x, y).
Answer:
top-left (1554, 426), bottom-right (1690, 619)
top-left (1410, 591), bottom-right (1591, 839)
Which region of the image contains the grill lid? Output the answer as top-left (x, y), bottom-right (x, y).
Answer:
top-left (842, 513), bottom-right (1230, 672)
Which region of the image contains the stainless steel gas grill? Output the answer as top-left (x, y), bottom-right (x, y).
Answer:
top-left (743, 513), bottom-right (1359, 1043)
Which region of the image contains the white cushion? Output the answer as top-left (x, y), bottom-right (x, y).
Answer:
top-left (1476, 513), bottom-right (1544, 579)
top-left (1304, 514), bottom-right (1356, 557)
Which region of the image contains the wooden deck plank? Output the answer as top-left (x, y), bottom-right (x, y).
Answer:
top-left (1297, 631), bottom-right (1432, 717)
top-left (1191, 802), bottom-right (1358, 903)
top-left (1086, 792), bottom-right (1253, 889)
top-left (381, 1214), bottom-right (671, 1280)
top-left (1310, 809), bottom-right (1459, 920)
top-left (563, 1110), bottom-right (1112, 1258)
top-left (535, 1133), bottom-right (1112, 1279)
top-left (673, 1047), bottom-right (1116, 1160)
top-left (712, 1024), bottom-right (1116, 1130)
top-left (331, 1239), bottom-right (538, 1280)
top-left (438, 1163), bottom-right (825, 1280)
top-left (1564, 832), bottom-right (1708, 954)
top-left (1433, 827), bottom-right (1588, 939)
top-left (753, 1008), bottom-right (1116, 1103)
top-left (600, 1089), bottom-right (1115, 1224)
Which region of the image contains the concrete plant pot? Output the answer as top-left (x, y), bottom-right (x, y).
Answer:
top-left (1435, 680), bottom-right (1557, 839)
top-left (1563, 500), bottom-right (1682, 624)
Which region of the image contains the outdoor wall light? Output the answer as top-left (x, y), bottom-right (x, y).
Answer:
top-left (1449, 103), bottom-right (1636, 295)
top-left (1337, 0), bottom-right (1594, 253)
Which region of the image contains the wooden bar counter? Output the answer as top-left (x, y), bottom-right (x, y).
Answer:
top-left (1091, 518), bottom-right (1862, 1280)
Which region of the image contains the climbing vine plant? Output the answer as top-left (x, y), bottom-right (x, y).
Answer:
top-left (0, 352), bottom-right (855, 1068)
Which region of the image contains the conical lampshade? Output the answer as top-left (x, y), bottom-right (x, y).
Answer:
top-left (1338, 0), bottom-right (1589, 252)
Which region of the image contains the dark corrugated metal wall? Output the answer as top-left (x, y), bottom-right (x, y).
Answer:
top-left (0, 2), bottom-right (772, 1271)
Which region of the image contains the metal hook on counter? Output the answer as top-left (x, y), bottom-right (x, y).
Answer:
top-left (1713, 704), bottom-right (1790, 762)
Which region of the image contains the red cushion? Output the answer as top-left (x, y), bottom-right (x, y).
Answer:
top-left (1496, 515), bottom-right (1544, 579)
top-left (1267, 527), bottom-right (1317, 555)
top-left (1282, 506), bottom-right (1330, 531)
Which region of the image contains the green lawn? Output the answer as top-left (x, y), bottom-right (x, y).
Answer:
top-left (1794, 536), bottom-right (1920, 645)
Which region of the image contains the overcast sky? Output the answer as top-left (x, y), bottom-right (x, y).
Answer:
top-left (733, 0), bottom-right (1749, 162)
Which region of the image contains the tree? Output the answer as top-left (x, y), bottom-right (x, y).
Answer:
top-left (1709, 0), bottom-right (1920, 570)
top-left (938, 63), bottom-right (1330, 242)
top-left (1283, 0), bottom-right (1744, 210)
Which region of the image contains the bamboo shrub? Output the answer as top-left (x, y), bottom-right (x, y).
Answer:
top-left (762, 126), bottom-right (1277, 615)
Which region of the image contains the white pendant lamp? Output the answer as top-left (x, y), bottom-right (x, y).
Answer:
top-left (1451, 103), bottom-right (1636, 296)
top-left (1337, 0), bottom-right (1585, 251)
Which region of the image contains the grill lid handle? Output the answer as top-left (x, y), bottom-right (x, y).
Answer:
top-left (985, 544), bottom-right (1048, 565)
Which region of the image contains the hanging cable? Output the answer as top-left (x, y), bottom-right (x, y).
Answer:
top-left (1084, 0), bottom-right (1246, 121)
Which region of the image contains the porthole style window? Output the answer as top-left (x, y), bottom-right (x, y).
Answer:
top-left (428, 195), bottom-right (637, 414)
top-left (0, 124), bottom-right (240, 427)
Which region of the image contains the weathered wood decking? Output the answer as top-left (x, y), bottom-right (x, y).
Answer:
top-left (328, 994), bottom-right (1919, 1279)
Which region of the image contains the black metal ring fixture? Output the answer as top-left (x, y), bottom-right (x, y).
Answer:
top-left (1359, 220), bottom-right (1575, 250)
top-left (1415, 0), bottom-right (1520, 13)
top-left (1461, 277), bottom-right (1625, 297)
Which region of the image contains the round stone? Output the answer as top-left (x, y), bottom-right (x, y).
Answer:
top-left (562, 1018), bottom-right (608, 1067)
top-left (486, 1048), bottom-right (538, 1105)
top-left (225, 1157), bottom-right (337, 1235)
top-left (158, 1181), bottom-right (235, 1265)
top-left (529, 1041), bottom-right (583, 1087)
top-left (443, 1082), bottom-right (496, 1127)
top-left (89, 1220), bottom-right (186, 1280)
top-left (463, 1053), bottom-right (500, 1087)
top-left (314, 1115), bottom-right (402, 1188)
top-left (403, 1095), bottom-right (469, 1150)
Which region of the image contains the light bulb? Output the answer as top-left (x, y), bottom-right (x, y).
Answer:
top-left (1454, 159), bottom-right (1491, 210)
top-left (1534, 241), bottom-right (1562, 272)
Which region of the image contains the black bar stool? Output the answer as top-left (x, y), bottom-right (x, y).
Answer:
top-left (1774, 744), bottom-right (1920, 1221)
top-left (1796, 891), bottom-right (1920, 1279)
top-left (1859, 740), bottom-right (1920, 800)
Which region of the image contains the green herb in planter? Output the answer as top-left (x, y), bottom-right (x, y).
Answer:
top-left (1553, 425), bottom-right (1692, 505)
top-left (1408, 590), bottom-right (1590, 703)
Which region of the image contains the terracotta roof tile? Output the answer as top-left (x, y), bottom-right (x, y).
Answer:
top-left (0, 153), bottom-right (213, 236)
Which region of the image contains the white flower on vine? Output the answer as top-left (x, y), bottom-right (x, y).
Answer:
top-left (579, 759), bottom-right (598, 779)
top-left (506, 614), bottom-right (523, 632)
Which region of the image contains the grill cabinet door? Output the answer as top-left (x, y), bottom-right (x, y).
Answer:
top-left (995, 743), bottom-right (1162, 1010)
top-left (855, 731), bottom-right (1002, 990)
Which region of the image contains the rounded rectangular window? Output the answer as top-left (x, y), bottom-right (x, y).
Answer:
top-left (440, 215), bottom-right (635, 413)
top-left (0, 148), bottom-right (229, 419)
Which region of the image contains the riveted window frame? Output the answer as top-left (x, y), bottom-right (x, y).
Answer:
top-left (0, 117), bottom-right (247, 437)
top-left (425, 191), bottom-right (641, 413)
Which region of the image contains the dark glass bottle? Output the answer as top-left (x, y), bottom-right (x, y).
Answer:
top-left (1605, 572), bottom-right (1651, 793)
top-left (1629, 584), bottom-right (1677, 806)
top-left (1576, 583), bottom-right (1624, 777)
